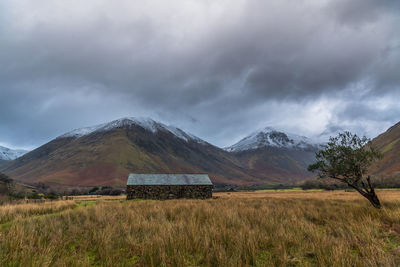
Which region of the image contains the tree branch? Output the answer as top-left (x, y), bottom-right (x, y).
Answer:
top-left (366, 176), bottom-right (375, 193)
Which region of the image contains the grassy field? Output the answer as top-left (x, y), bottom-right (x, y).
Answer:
top-left (1, 191), bottom-right (400, 266)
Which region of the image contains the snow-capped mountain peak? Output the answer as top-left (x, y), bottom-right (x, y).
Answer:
top-left (57, 117), bottom-right (205, 144)
top-left (225, 127), bottom-right (319, 152)
top-left (0, 146), bottom-right (28, 160)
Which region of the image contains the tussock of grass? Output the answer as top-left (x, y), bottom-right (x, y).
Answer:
top-left (0, 201), bottom-right (76, 225)
top-left (0, 192), bottom-right (400, 266)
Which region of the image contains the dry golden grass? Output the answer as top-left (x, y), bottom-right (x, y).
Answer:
top-left (0, 200), bottom-right (76, 224)
top-left (1, 191), bottom-right (400, 266)
top-left (215, 189), bottom-right (400, 201)
top-left (68, 195), bottom-right (126, 200)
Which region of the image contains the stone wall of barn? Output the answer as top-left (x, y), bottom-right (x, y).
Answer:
top-left (126, 185), bottom-right (212, 200)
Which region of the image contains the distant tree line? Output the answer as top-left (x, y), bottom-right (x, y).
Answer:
top-left (0, 172), bottom-right (13, 184)
top-left (300, 174), bottom-right (400, 190)
top-left (65, 186), bottom-right (123, 196)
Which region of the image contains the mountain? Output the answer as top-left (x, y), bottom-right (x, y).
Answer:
top-left (0, 146), bottom-right (27, 161)
top-left (0, 118), bottom-right (261, 187)
top-left (226, 127), bottom-right (320, 183)
top-left (0, 119), bottom-right (324, 187)
top-left (371, 121), bottom-right (400, 175)
top-left (225, 127), bottom-right (319, 152)
top-left (0, 146), bottom-right (28, 168)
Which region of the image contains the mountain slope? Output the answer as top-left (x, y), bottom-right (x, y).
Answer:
top-left (0, 160), bottom-right (8, 168)
top-left (371, 121), bottom-right (400, 175)
top-left (227, 127), bottom-right (320, 183)
top-left (1, 118), bottom-right (259, 187)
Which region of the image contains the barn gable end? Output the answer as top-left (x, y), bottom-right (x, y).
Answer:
top-left (126, 174), bottom-right (213, 200)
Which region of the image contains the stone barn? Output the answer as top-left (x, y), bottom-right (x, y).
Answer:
top-left (126, 174), bottom-right (213, 200)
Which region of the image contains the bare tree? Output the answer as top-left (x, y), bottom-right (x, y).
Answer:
top-left (308, 132), bottom-right (382, 208)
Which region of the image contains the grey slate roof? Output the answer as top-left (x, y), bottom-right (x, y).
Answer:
top-left (127, 174), bottom-right (213, 186)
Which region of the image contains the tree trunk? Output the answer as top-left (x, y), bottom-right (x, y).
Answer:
top-left (352, 186), bottom-right (381, 209)
top-left (364, 191), bottom-right (381, 209)
top-left (348, 180), bottom-right (381, 209)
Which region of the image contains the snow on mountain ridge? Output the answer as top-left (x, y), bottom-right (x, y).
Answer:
top-left (0, 146), bottom-right (28, 160)
top-left (58, 117), bottom-right (205, 143)
top-left (225, 127), bottom-right (320, 152)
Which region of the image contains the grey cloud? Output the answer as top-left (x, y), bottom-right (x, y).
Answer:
top-left (327, 0), bottom-right (400, 27)
top-left (0, 0), bottom-right (399, 148)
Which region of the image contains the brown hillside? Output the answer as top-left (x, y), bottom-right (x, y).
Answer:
top-left (0, 159), bottom-right (8, 168)
top-left (371, 121), bottom-right (400, 175)
top-left (230, 147), bottom-right (317, 184)
top-left (1, 124), bottom-right (261, 187)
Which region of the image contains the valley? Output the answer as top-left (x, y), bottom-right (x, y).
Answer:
top-left (1, 118), bottom-right (400, 191)
top-left (0, 118), bottom-right (321, 188)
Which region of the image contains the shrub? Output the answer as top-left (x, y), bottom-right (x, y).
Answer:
top-left (0, 172), bottom-right (12, 184)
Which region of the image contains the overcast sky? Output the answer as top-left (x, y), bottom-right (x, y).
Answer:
top-left (1, 0), bottom-right (399, 150)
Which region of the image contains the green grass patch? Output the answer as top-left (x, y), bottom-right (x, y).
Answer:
top-left (377, 188), bottom-right (400, 191)
top-left (381, 138), bottom-right (400, 153)
top-left (76, 200), bottom-right (98, 207)
top-left (256, 187), bottom-right (310, 192)
top-left (0, 221), bottom-right (13, 231)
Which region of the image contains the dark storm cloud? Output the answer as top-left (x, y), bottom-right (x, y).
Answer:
top-left (0, 0), bottom-right (399, 149)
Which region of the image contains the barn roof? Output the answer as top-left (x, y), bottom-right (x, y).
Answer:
top-left (127, 174), bottom-right (213, 186)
